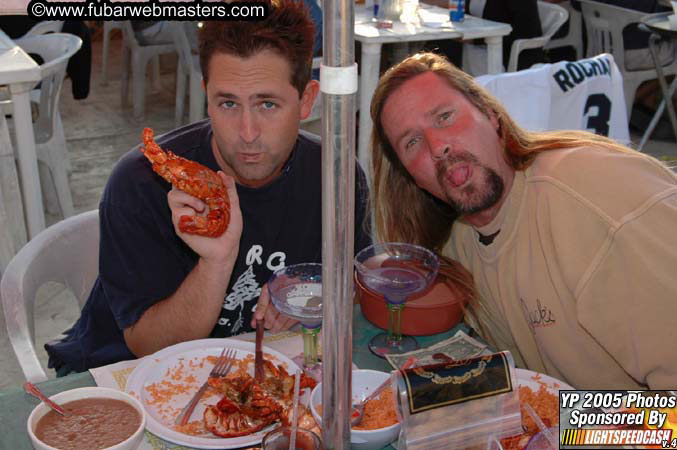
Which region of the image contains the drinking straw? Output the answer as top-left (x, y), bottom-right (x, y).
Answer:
top-left (524, 402), bottom-right (557, 449)
top-left (289, 370), bottom-right (301, 450)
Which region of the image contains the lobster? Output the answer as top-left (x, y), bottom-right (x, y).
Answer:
top-left (204, 360), bottom-right (317, 438)
top-left (140, 127), bottom-right (230, 237)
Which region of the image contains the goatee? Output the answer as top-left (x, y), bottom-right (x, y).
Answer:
top-left (436, 153), bottom-right (504, 215)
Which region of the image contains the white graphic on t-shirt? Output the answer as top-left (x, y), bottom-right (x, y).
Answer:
top-left (220, 246), bottom-right (287, 335)
top-left (231, 314), bottom-right (244, 334)
top-left (224, 265), bottom-right (261, 311)
top-left (247, 245), bottom-right (264, 266)
top-left (267, 251), bottom-right (286, 271)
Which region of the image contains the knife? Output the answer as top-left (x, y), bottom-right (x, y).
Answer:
top-left (255, 318), bottom-right (264, 382)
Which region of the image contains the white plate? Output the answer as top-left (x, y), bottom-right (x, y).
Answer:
top-left (513, 369), bottom-right (572, 449)
top-left (515, 368), bottom-right (574, 394)
top-left (126, 338), bottom-right (301, 449)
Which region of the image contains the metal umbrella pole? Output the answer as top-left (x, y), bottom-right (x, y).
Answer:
top-left (320, 0), bottom-right (358, 447)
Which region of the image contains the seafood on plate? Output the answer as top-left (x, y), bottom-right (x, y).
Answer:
top-left (140, 127), bottom-right (230, 237)
top-left (204, 359), bottom-right (317, 438)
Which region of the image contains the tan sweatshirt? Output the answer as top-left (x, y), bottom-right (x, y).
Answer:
top-left (444, 146), bottom-right (677, 389)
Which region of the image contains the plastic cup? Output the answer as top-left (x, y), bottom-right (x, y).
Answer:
top-left (261, 426), bottom-right (322, 450)
top-left (525, 426), bottom-right (559, 450)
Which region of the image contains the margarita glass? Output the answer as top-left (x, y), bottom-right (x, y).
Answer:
top-left (268, 263), bottom-right (323, 370)
top-left (354, 243), bottom-right (439, 357)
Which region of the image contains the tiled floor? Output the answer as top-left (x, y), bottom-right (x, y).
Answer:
top-left (0, 32), bottom-right (674, 390)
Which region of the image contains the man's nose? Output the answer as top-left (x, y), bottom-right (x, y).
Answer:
top-left (239, 109), bottom-right (260, 143)
top-left (425, 128), bottom-right (449, 161)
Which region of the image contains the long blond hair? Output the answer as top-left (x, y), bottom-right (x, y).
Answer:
top-left (370, 52), bottom-right (636, 250)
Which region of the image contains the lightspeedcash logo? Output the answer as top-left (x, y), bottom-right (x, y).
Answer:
top-left (27, 0), bottom-right (268, 21)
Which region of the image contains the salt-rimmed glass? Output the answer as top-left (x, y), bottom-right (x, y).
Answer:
top-left (268, 263), bottom-right (323, 372)
top-left (354, 242), bottom-right (439, 358)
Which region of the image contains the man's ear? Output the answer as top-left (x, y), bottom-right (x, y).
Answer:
top-left (488, 108), bottom-right (500, 132)
top-left (488, 109), bottom-right (506, 149)
top-left (299, 80), bottom-right (320, 120)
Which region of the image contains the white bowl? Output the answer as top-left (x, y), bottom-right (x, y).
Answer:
top-left (27, 386), bottom-right (146, 450)
top-left (310, 369), bottom-right (400, 450)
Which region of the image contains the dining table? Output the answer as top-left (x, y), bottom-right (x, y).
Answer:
top-left (0, 109), bottom-right (22, 272)
top-left (0, 28), bottom-right (45, 241)
top-left (354, 3), bottom-right (512, 178)
top-left (0, 303), bottom-right (471, 450)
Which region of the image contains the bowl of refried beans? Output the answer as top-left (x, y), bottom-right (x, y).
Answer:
top-left (27, 386), bottom-right (146, 450)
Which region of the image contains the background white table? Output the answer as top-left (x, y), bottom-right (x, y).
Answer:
top-left (355, 5), bottom-right (512, 178)
top-left (0, 112), bottom-right (20, 273)
top-left (0, 29), bottom-right (45, 242)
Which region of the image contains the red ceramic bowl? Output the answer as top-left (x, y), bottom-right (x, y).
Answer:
top-left (355, 271), bottom-right (467, 336)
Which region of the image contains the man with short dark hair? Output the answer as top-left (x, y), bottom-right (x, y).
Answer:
top-left (46, 3), bottom-right (371, 373)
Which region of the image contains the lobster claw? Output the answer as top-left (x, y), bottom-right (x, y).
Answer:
top-left (140, 127), bottom-right (231, 237)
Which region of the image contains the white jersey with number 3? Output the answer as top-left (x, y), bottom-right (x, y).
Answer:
top-left (476, 54), bottom-right (630, 145)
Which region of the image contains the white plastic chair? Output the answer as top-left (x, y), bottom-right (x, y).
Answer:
top-left (578, 0), bottom-right (677, 118)
top-left (1, 33), bottom-right (82, 219)
top-left (544, 1), bottom-right (583, 60)
top-left (463, 1), bottom-right (568, 75)
top-left (506, 1), bottom-right (569, 72)
top-left (0, 209), bottom-right (100, 383)
top-left (171, 21), bottom-right (205, 126)
top-left (119, 21), bottom-right (176, 119)
top-left (23, 21), bottom-right (64, 37)
top-left (101, 21), bottom-right (122, 86)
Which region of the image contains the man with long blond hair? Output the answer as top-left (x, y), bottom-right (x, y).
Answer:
top-left (370, 52), bottom-right (677, 389)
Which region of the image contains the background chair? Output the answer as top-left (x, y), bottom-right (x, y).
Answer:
top-left (0, 209), bottom-right (99, 383)
top-left (506, 1), bottom-right (569, 72)
top-left (463, 1), bottom-right (569, 75)
top-left (119, 21), bottom-right (176, 119)
top-left (544, 1), bottom-right (584, 60)
top-left (100, 21), bottom-right (122, 86)
top-left (578, 0), bottom-right (677, 119)
top-left (23, 21), bottom-right (64, 37)
top-left (171, 21), bottom-right (205, 126)
top-left (1, 33), bottom-right (82, 219)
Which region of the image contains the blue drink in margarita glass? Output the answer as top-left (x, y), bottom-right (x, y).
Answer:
top-left (354, 243), bottom-right (439, 357)
top-left (268, 263), bottom-right (323, 376)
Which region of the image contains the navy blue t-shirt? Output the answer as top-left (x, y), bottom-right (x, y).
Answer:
top-left (45, 120), bottom-right (372, 372)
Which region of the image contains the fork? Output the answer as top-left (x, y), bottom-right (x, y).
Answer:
top-left (174, 347), bottom-right (236, 426)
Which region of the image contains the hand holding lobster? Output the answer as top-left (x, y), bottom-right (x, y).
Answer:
top-left (141, 127), bottom-right (232, 237)
top-left (141, 127), bottom-right (242, 264)
top-left (168, 176), bottom-right (243, 267)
